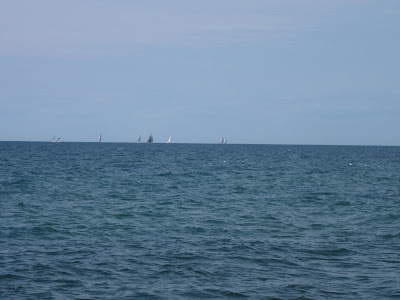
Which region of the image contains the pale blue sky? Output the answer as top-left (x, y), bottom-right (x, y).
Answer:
top-left (1, 0), bottom-right (399, 145)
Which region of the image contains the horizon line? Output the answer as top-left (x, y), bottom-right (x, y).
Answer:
top-left (0, 140), bottom-right (399, 147)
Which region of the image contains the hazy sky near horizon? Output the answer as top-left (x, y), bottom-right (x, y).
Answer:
top-left (1, 0), bottom-right (399, 145)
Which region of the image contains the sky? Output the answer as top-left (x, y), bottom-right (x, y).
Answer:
top-left (0, 0), bottom-right (399, 145)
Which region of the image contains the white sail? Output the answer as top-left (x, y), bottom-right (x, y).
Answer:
top-left (167, 136), bottom-right (171, 143)
top-left (137, 135), bottom-right (141, 143)
top-left (147, 133), bottom-right (153, 143)
top-left (56, 137), bottom-right (60, 142)
top-left (219, 137), bottom-right (224, 144)
top-left (51, 136), bottom-right (55, 142)
top-left (224, 138), bottom-right (227, 144)
top-left (98, 134), bottom-right (102, 143)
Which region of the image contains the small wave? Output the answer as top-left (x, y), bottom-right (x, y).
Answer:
top-left (222, 291), bottom-right (249, 298)
top-left (10, 178), bottom-right (29, 185)
top-left (184, 226), bottom-right (206, 233)
top-left (379, 232), bottom-right (400, 239)
top-left (233, 186), bottom-right (247, 193)
top-left (185, 266), bottom-right (212, 277)
top-left (306, 247), bottom-right (352, 256)
top-left (378, 176), bottom-right (394, 182)
top-left (32, 225), bottom-right (58, 234)
top-left (0, 274), bottom-right (25, 280)
top-left (384, 213), bottom-right (400, 221)
top-left (132, 292), bottom-right (158, 298)
top-left (310, 223), bottom-right (326, 229)
top-left (156, 171), bottom-right (173, 177)
top-left (197, 288), bottom-right (249, 299)
top-left (332, 200), bottom-right (352, 206)
top-left (157, 269), bottom-right (174, 275)
top-left (53, 278), bottom-right (82, 287)
top-left (112, 213), bottom-right (133, 219)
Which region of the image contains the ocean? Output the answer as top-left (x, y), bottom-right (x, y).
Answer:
top-left (1, 142), bottom-right (399, 299)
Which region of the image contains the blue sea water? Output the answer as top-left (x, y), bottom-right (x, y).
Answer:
top-left (1, 142), bottom-right (399, 299)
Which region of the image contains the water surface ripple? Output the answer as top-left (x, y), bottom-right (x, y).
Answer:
top-left (1, 142), bottom-right (400, 299)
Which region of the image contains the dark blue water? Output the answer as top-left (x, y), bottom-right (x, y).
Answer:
top-left (1, 142), bottom-right (400, 299)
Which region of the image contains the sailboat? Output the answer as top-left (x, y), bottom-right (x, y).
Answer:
top-left (224, 138), bottom-right (227, 144)
top-left (219, 137), bottom-right (224, 144)
top-left (167, 136), bottom-right (171, 143)
top-left (137, 135), bottom-right (141, 143)
top-left (56, 137), bottom-right (61, 143)
top-left (98, 134), bottom-right (102, 143)
top-left (51, 136), bottom-right (55, 143)
top-left (147, 133), bottom-right (153, 143)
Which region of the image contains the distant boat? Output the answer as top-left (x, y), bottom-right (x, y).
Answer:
top-left (147, 133), bottom-right (153, 143)
top-left (137, 135), bottom-right (141, 143)
top-left (56, 137), bottom-right (61, 143)
top-left (51, 136), bottom-right (55, 142)
top-left (224, 138), bottom-right (227, 144)
top-left (98, 134), bottom-right (102, 143)
top-left (219, 137), bottom-right (224, 144)
top-left (167, 136), bottom-right (171, 143)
